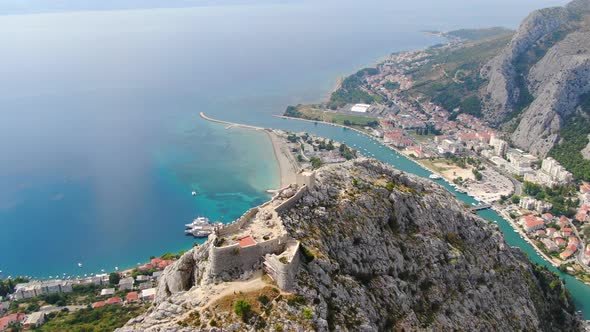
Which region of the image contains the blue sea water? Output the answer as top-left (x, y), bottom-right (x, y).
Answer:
top-left (0, 0), bottom-right (577, 302)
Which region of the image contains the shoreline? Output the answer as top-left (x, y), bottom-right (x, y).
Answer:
top-left (199, 112), bottom-right (297, 190)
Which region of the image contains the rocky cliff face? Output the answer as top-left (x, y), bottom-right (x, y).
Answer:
top-left (481, 0), bottom-right (590, 157)
top-left (481, 6), bottom-right (570, 124)
top-left (118, 160), bottom-right (580, 332)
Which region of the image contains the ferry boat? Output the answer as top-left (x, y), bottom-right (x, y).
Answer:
top-left (185, 227), bottom-right (212, 238)
top-left (185, 216), bottom-right (211, 228)
top-left (428, 174), bottom-right (441, 180)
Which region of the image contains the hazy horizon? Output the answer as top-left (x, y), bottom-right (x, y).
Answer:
top-left (0, 0), bottom-right (570, 17)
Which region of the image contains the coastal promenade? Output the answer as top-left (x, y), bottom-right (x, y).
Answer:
top-left (200, 112), bottom-right (298, 188)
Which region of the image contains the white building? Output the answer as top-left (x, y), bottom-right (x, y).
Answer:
top-left (525, 157), bottom-right (572, 187)
top-left (118, 277), bottom-right (134, 291)
top-left (489, 136), bottom-right (508, 158)
top-left (100, 288), bottom-right (115, 296)
top-left (13, 280), bottom-right (73, 300)
top-left (351, 104), bottom-right (371, 113)
top-left (23, 312), bottom-right (45, 329)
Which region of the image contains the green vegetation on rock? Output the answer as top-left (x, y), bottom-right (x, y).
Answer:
top-left (549, 93), bottom-right (590, 181)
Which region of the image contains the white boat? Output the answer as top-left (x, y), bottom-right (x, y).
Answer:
top-left (428, 174), bottom-right (441, 180)
top-left (185, 216), bottom-right (211, 228)
top-left (191, 191), bottom-right (197, 196)
top-left (185, 227), bottom-right (212, 237)
top-left (77, 262), bottom-right (83, 268)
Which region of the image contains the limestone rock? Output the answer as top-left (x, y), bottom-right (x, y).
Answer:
top-left (118, 159), bottom-right (581, 331)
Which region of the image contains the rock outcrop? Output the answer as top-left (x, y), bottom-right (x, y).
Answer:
top-left (481, 6), bottom-right (570, 124)
top-left (511, 31), bottom-right (590, 156)
top-left (117, 159), bottom-right (580, 332)
top-left (481, 0), bottom-right (590, 157)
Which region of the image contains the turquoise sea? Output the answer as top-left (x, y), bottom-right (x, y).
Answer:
top-left (2, 0), bottom-right (587, 318)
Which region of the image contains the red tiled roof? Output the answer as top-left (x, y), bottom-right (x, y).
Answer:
top-left (150, 258), bottom-right (163, 265)
top-left (126, 292), bottom-right (139, 302)
top-left (560, 250), bottom-right (574, 259)
top-left (237, 235), bottom-right (257, 248)
top-left (0, 313), bottom-right (25, 331)
top-left (106, 297), bottom-right (122, 305)
top-left (92, 301), bottom-right (106, 308)
top-left (138, 264), bottom-right (153, 271)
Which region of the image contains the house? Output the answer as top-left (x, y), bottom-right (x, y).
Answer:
top-left (106, 297), bottom-right (122, 305)
top-left (562, 228), bottom-right (573, 237)
top-left (546, 228), bottom-right (557, 236)
top-left (92, 301), bottom-right (105, 309)
top-left (136, 275), bottom-right (150, 282)
top-left (23, 312), bottom-right (45, 329)
top-left (0, 313), bottom-right (25, 331)
top-left (138, 282), bottom-right (154, 290)
top-left (138, 264), bottom-right (153, 271)
top-left (140, 288), bottom-right (157, 302)
top-left (100, 288), bottom-right (115, 296)
top-left (555, 238), bottom-right (567, 247)
top-left (536, 230), bottom-right (547, 238)
top-left (126, 292), bottom-right (139, 303)
top-left (521, 215), bottom-right (545, 233)
top-left (559, 216), bottom-right (569, 228)
top-left (541, 213), bottom-right (553, 222)
top-left (560, 250), bottom-right (575, 260)
top-left (151, 271), bottom-right (163, 280)
top-left (118, 277), bottom-right (134, 291)
top-left (541, 239), bottom-right (559, 253)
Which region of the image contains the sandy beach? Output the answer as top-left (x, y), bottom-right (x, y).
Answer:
top-left (266, 131), bottom-right (298, 189)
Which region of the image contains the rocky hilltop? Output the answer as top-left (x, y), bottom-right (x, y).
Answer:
top-left (482, 0), bottom-right (590, 157)
top-left (117, 159), bottom-right (580, 331)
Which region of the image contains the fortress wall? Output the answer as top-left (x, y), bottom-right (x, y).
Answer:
top-left (263, 241), bottom-right (301, 291)
top-left (217, 207), bottom-right (259, 237)
top-left (209, 235), bottom-right (290, 277)
top-left (275, 186), bottom-right (307, 214)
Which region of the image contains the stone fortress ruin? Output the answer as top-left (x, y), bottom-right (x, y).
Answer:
top-left (207, 171), bottom-right (315, 291)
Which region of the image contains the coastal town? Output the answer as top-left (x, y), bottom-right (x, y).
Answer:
top-left (282, 33), bottom-right (590, 285)
top-left (0, 256), bottom-right (176, 331)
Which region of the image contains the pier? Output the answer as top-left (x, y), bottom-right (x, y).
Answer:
top-left (200, 112), bottom-right (265, 131)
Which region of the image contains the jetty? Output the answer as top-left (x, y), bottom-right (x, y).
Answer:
top-left (200, 112), bottom-right (265, 131)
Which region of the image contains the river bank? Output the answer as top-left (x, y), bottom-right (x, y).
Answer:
top-left (493, 206), bottom-right (562, 268)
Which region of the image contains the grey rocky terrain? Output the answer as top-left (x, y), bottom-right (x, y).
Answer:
top-left (482, 0), bottom-right (590, 157)
top-left (117, 159), bottom-right (580, 331)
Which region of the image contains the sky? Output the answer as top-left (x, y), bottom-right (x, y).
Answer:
top-left (0, 0), bottom-right (570, 15)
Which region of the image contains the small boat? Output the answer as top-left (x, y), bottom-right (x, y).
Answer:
top-left (192, 191), bottom-right (197, 196)
top-left (428, 174), bottom-right (441, 180)
top-left (77, 262), bottom-right (83, 268)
